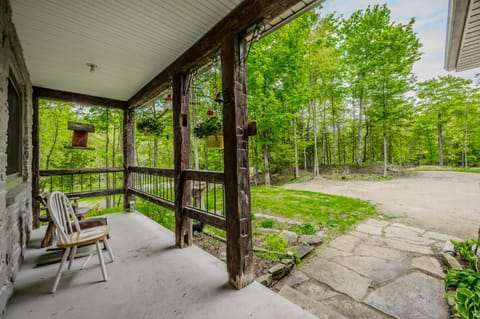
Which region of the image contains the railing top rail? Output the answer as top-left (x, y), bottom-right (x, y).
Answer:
top-left (183, 169), bottom-right (224, 184)
top-left (129, 166), bottom-right (175, 177)
top-left (40, 168), bottom-right (124, 176)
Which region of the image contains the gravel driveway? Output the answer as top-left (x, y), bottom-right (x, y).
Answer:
top-left (284, 171), bottom-right (480, 239)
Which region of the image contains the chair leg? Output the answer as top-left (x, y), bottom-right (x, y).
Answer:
top-left (96, 241), bottom-right (108, 281)
top-left (52, 247), bottom-right (71, 293)
top-left (68, 246), bottom-right (77, 270)
top-left (81, 251), bottom-right (94, 270)
top-left (103, 238), bottom-right (114, 262)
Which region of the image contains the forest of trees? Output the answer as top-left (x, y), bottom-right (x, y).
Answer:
top-left (39, 4), bottom-right (480, 188)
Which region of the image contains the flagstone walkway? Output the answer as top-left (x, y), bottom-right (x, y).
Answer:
top-left (275, 219), bottom-right (459, 319)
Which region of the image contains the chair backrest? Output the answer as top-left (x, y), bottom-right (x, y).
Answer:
top-left (47, 192), bottom-right (81, 243)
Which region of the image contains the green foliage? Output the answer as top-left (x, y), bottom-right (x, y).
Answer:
top-left (446, 269), bottom-right (480, 291)
top-left (193, 110), bottom-right (222, 138)
top-left (251, 186), bottom-right (379, 234)
top-left (446, 270), bottom-right (480, 319)
top-left (260, 219), bottom-right (275, 229)
top-left (412, 167), bottom-right (480, 174)
top-left (136, 113), bottom-right (165, 136)
top-left (454, 287), bottom-right (480, 319)
top-left (136, 199), bottom-right (175, 231)
top-left (257, 234), bottom-right (289, 261)
top-left (290, 223), bottom-right (316, 235)
top-left (452, 240), bottom-right (480, 271)
top-left (445, 241), bottom-right (480, 319)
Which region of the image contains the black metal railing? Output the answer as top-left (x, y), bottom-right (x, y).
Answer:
top-left (128, 167), bottom-right (226, 229)
top-left (39, 168), bottom-right (124, 198)
top-left (128, 166), bottom-right (175, 210)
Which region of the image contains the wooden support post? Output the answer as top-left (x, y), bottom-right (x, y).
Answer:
top-left (222, 33), bottom-right (253, 289)
top-left (173, 72), bottom-right (193, 248)
top-left (31, 92), bottom-right (40, 229)
top-left (123, 108), bottom-right (135, 210)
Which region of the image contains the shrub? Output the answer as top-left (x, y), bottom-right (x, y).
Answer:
top-left (257, 234), bottom-right (289, 261)
top-left (290, 223), bottom-right (315, 235)
top-left (260, 218), bottom-right (275, 229)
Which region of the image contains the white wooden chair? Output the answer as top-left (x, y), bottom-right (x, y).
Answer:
top-left (47, 191), bottom-right (114, 293)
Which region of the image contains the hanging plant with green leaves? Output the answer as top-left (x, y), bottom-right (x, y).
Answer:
top-left (137, 111), bottom-right (165, 136)
top-left (193, 109), bottom-right (222, 138)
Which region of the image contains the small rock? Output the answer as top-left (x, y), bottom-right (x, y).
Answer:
top-left (269, 263), bottom-right (290, 280)
top-left (256, 273), bottom-right (273, 287)
top-left (219, 252), bottom-right (226, 262)
top-left (280, 230), bottom-right (299, 245)
top-left (281, 258), bottom-right (295, 268)
top-left (442, 253), bottom-right (463, 270)
top-left (292, 244), bottom-right (314, 259)
top-left (299, 235), bottom-right (323, 246)
top-left (316, 230), bottom-right (328, 237)
top-left (442, 240), bottom-right (455, 254)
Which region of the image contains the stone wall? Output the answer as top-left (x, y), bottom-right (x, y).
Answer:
top-left (0, 0), bottom-right (33, 317)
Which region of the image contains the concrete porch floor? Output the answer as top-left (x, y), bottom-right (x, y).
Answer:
top-left (6, 212), bottom-right (316, 319)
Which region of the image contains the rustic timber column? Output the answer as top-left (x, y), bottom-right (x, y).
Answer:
top-left (222, 33), bottom-right (254, 289)
top-left (173, 72), bottom-right (193, 248)
top-left (123, 108), bottom-right (135, 210)
top-left (31, 92), bottom-right (40, 229)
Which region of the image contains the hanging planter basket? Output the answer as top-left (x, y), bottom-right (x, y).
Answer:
top-left (205, 133), bottom-right (224, 149)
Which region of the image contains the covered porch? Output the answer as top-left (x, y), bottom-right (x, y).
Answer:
top-left (6, 212), bottom-right (315, 319)
top-left (0, 0), bottom-right (323, 316)
top-left (18, 0), bottom-right (321, 289)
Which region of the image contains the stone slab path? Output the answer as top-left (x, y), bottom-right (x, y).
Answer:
top-left (275, 219), bottom-right (457, 319)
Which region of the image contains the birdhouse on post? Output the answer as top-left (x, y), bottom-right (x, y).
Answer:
top-left (65, 121), bottom-right (95, 150)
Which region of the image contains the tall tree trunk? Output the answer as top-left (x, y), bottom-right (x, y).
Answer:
top-left (383, 129), bottom-right (388, 176)
top-left (320, 101), bottom-right (326, 166)
top-left (153, 137), bottom-right (158, 167)
top-left (312, 101), bottom-right (319, 176)
top-left (357, 90), bottom-right (364, 167)
top-left (293, 118), bottom-right (299, 178)
top-left (192, 105), bottom-right (200, 170)
top-left (331, 96), bottom-right (337, 166)
top-left (363, 122), bottom-right (369, 164)
top-left (437, 113), bottom-right (444, 166)
top-left (105, 109), bottom-right (111, 208)
top-left (263, 142), bottom-right (271, 186)
top-left (45, 112), bottom-right (59, 170)
top-left (301, 112), bottom-right (308, 170)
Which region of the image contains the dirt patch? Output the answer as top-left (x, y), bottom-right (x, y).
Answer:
top-left (284, 171), bottom-right (480, 239)
top-left (193, 234), bottom-right (276, 278)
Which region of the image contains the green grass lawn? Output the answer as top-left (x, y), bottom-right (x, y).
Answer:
top-left (76, 185), bottom-right (378, 237)
top-left (251, 186), bottom-right (379, 233)
top-left (411, 166), bottom-right (480, 174)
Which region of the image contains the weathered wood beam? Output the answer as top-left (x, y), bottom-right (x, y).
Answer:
top-left (127, 0), bottom-right (306, 109)
top-left (182, 169), bottom-right (224, 184)
top-left (129, 166), bottom-right (175, 177)
top-left (31, 93), bottom-right (40, 229)
top-left (128, 189), bottom-right (175, 211)
top-left (33, 86), bottom-right (127, 109)
top-left (64, 188), bottom-right (123, 199)
top-left (222, 33), bottom-right (253, 289)
top-left (123, 108), bottom-right (136, 210)
top-left (39, 168), bottom-right (123, 176)
top-left (173, 72), bottom-right (193, 248)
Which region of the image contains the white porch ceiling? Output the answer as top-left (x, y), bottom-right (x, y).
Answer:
top-left (445, 0), bottom-right (480, 72)
top-left (11, 0), bottom-right (244, 100)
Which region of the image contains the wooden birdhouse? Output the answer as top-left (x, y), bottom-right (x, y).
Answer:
top-left (65, 121), bottom-right (95, 150)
